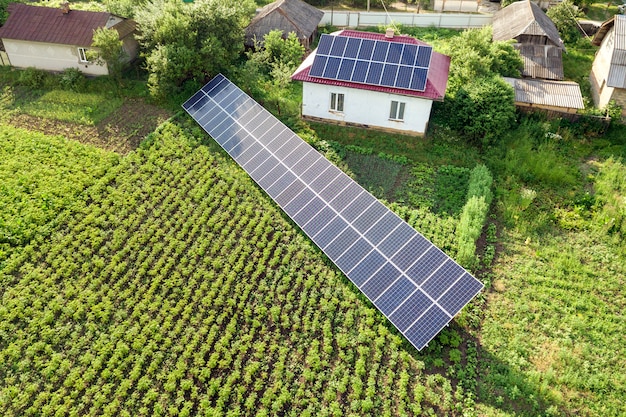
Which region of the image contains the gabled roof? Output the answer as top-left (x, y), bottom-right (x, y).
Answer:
top-left (503, 77), bottom-right (584, 109)
top-left (245, 0), bottom-right (323, 46)
top-left (291, 30), bottom-right (450, 101)
top-left (514, 44), bottom-right (564, 80)
top-left (593, 15), bottom-right (626, 89)
top-left (592, 16), bottom-right (615, 46)
top-left (0, 3), bottom-right (133, 47)
top-left (493, 0), bottom-right (564, 49)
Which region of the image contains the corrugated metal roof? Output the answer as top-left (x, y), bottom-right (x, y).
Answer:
top-left (291, 30), bottom-right (450, 100)
top-left (493, 0), bottom-right (564, 49)
top-left (503, 77), bottom-right (584, 109)
top-left (602, 16), bottom-right (626, 88)
top-left (245, 0), bottom-right (323, 46)
top-left (515, 44), bottom-right (564, 80)
top-left (0, 3), bottom-right (110, 47)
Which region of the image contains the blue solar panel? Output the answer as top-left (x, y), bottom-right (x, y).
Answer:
top-left (183, 75), bottom-right (483, 351)
top-left (308, 34), bottom-right (433, 93)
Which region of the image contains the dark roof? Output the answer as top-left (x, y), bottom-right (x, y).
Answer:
top-left (493, 0), bottom-right (564, 49)
top-left (592, 16), bottom-right (614, 46)
top-left (292, 30), bottom-right (450, 101)
top-left (245, 0), bottom-right (323, 46)
top-left (0, 3), bottom-right (132, 47)
top-left (515, 43), bottom-right (564, 80)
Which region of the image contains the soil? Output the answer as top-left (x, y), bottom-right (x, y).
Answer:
top-left (6, 98), bottom-right (173, 155)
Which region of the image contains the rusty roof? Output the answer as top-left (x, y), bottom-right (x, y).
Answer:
top-left (0, 3), bottom-right (116, 47)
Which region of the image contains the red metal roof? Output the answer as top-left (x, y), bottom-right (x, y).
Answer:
top-left (292, 30), bottom-right (450, 100)
top-left (0, 3), bottom-right (110, 47)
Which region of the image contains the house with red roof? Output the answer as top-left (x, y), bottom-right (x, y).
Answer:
top-left (291, 29), bottom-right (450, 136)
top-left (0, 3), bottom-right (137, 76)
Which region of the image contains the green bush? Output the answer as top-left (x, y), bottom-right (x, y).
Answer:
top-left (18, 67), bottom-right (47, 89)
top-left (593, 157), bottom-right (626, 251)
top-left (455, 164), bottom-right (494, 268)
top-left (60, 68), bottom-right (85, 91)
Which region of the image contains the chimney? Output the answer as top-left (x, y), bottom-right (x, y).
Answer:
top-left (61, 2), bottom-right (70, 14)
top-left (385, 27), bottom-right (394, 39)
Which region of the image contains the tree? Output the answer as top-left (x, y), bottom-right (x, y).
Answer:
top-left (440, 26), bottom-right (522, 92)
top-left (0, 0), bottom-right (10, 25)
top-left (447, 76), bottom-right (516, 146)
top-left (435, 27), bottom-right (520, 145)
top-left (89, 27), bottom-right (127, 81)
top-left (134, 0), bottom-right (255, 100)
top-left (546, 0), bottom-right (583, 44)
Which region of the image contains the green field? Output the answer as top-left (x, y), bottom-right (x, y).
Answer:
top-left (0, 125), bottom-right (117, 263)
top-left (0, 121), bottom-right (479, 417)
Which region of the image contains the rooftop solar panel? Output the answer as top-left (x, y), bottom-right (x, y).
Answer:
top-left (182, 74), bottom-right (483, 351)
top-left (309, 34), bottom-right (433, 92)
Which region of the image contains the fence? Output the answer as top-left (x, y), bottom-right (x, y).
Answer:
top-left (319, 10), bottom-right (493, 29)
top-left (0, 51), bottom-right (10, 67)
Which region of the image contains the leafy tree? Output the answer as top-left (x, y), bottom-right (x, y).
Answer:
top-left (0, 0), bottom-right (9, 25)
top-left (134, 0), bottom-right (255, 100)
top-left (446, 76), bottom-right (516, 146)
top-left (103, 0), bottom-right (146, 18)
top-left (435, 27), bottom-right (520, 145)
top-left (546, 0), bottom-right (583, 44)
top-left (440, 26), bottom-right (522, 92)
top-left (249, 30), bottom-right (305, 75)
top-left (89, 27), bottom-right (127, 81)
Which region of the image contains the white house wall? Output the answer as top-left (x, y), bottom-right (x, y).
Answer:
top-left (591, 28), bottom-right (616, 108)
top-left (2, 39), bottom-right (108, 76)
top-left (301, 82), bottom-right (433, 135)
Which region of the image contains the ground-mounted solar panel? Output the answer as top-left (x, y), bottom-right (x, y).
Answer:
top-left (183, 74), bottom-right (483, 351)
top-left (308, 34), bottom-right (433, 93)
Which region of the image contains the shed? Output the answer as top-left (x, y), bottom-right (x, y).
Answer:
top-left (503, 77), bottom-right (584, 114)
top-left (245, 0), bottom-right (323, 49)
top-left (493, 0), bottom-right (564, 80)
top-left (0, 3), bottom-right (138, 76)
top-left (291, 30), bottom-right (450, 136)
top-left (590, 15), bottom-right (626, 115)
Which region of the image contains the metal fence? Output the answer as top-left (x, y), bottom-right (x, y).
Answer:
top-left (319, 10), bottom-right (493, 29)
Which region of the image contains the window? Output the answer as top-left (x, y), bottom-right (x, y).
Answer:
top-left (330, 93), bottom-right (344, 112)
top-left (78, 47), bottom-right (89, 63)
top-left (389, 100), bottom-right (405, 121)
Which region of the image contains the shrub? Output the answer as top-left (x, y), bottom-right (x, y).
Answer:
top-left (60, 68), bottom-right (85, 91)
top-left (18, 67), bottom-right (47, 89)
top-left (593, 157), bottom-right (626, 251)
top-left (455, 164), bottom-right (494, 269)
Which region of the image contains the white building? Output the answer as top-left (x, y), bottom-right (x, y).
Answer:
top-left (291, 30), bottom-right (450, 136)
top-left (0, 3), bottom-right (137, 76)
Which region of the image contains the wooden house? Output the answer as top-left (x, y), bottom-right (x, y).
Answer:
top-left (493, 0), bottom-right (565, 80)
top-left (245, 0), bottom-right (323, 49)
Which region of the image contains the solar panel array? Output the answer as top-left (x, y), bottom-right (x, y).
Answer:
top-left (308, 34), bottom-right (433, 92)
top-left (183, 74), bottom-right (483, 351)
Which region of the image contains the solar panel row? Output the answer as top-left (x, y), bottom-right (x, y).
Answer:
top-left (183, 74), bottom-right (483, 351)
top-left (309, 34), bottom-right (432, 92)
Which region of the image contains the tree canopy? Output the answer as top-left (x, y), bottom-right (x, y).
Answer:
top-left (89, 27), bottom-right (128, 81)
top-left (436, 27), bottom-right (520, 146)
top-left (134, 0), bottom-right (255, 100)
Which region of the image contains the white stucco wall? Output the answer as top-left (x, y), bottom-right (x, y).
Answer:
top-left (301, 82), bottom-right (434, 135)
top-left (2, 39), bottom-right (108, 76)
top-left (591, 28), bottom-right (616, 109)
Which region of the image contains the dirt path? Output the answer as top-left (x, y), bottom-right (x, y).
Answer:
top-left (6, 98), bottom-right (173, 155)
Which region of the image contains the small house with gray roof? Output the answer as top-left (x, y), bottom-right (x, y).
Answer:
top-left (493, 0), bottom-right (565, 81)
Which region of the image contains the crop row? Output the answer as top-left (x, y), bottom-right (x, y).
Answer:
top-left (0, 122), bottom-right (466, 416)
